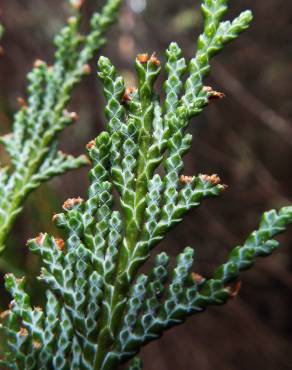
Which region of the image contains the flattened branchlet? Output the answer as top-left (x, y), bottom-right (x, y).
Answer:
top-left (0, 0), bottom-right (122, 254)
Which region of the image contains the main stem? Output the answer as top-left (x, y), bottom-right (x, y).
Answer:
top-left (93, 61), bottom-right (159, 370)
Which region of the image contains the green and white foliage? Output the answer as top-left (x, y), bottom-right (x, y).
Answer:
top-left (1, 1), bottom-right (292, 369)
top-left (0, 0), bottom-right (122, 253)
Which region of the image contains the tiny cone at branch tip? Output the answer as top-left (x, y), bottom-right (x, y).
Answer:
top-left (32, 341), bottom-right (42, 350)
top-left (81, 154), bottom-right (92, 165)
top-left (191, 272), bottom-right (205, 284)
top-left (137, 53), bottom-right (149, 63)
top-left (225, 281), bottom-right (242, 299)
top-left (150, 52), bottom-right (161, 66)
top-left (203, 85), bottom-right (226, 101)
top-left (17, 97), bottom-right (27, 108)
top-left (200, 174), bottom-right (221, 186)
top-left (52, 213), bottom-right (60, 223)
top-left (62, 197), bottom-right (84, 210)
top-left (33, 59), bottom-right (45, 68)
top-left (86, 140), bottom-right (96, 150)
top-left (54, 238), bottom-right (65, 251)
top-left (19, 327), bottom-right (28, 337)
top-left (64, 110), bottom-right (79, 121)
top-left (122, 87), bottom-right (137, 103)
top-left (34, 233), bottom-right (45, 245)
top-left (180, 175), bottom-right (193, 184)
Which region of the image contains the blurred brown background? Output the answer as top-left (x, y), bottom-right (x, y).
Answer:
top-left (0, 1), bottom-right (292, 369)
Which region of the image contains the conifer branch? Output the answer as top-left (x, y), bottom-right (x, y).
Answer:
top-left (0, 1), bottom-right (291, 370)
top-left (0, 0), bottom-right (122, 253)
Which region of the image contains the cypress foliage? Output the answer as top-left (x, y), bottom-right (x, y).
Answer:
top-left (0, 0), bottom-right (122, 253)
top-left (0, 1), bottom-right (291, 369)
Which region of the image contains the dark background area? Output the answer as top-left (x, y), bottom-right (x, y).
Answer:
top-left (0, 1), bottom-right (292, 369)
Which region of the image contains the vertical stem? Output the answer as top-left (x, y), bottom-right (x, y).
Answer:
top-left (94, 56), bottom-right (161, 370)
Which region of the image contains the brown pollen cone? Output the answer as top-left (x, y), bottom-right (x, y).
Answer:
top-left (180, 175), bottom-right (193, 184)
top-left (17, 97), bottom-right (27, 108)
top-left (33, 59), bottom-right (45, 68)
top-left (19, 327), bottom-right (28, 337)
top-left (54, 238), bottom-right (65, 252)
top-left (203, 86), bottom-right (226, 101)
top-left (191, 272), bottom-right (205, 284)
top-left (35, 233), bottom-right (45, 245)
top-left (227, 280), bottom-right (242, 299)
top-left (122, 87), bottom-right (136, 103)
top-left (62, 197), bottom-right (84, 211)
top-left (150, 53), bottom-right (161, 66)
top-left (137, 53), bottom-right (149, 63)
top-left (33, 340), bottom-right (42, 349)
top-left (86, 140), bottom-right (96, 150)
top-left (200, 174), bottom-right (221, 186)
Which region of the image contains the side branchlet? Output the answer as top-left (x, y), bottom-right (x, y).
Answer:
top-left (0, 0), bottom-right (122, 253)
